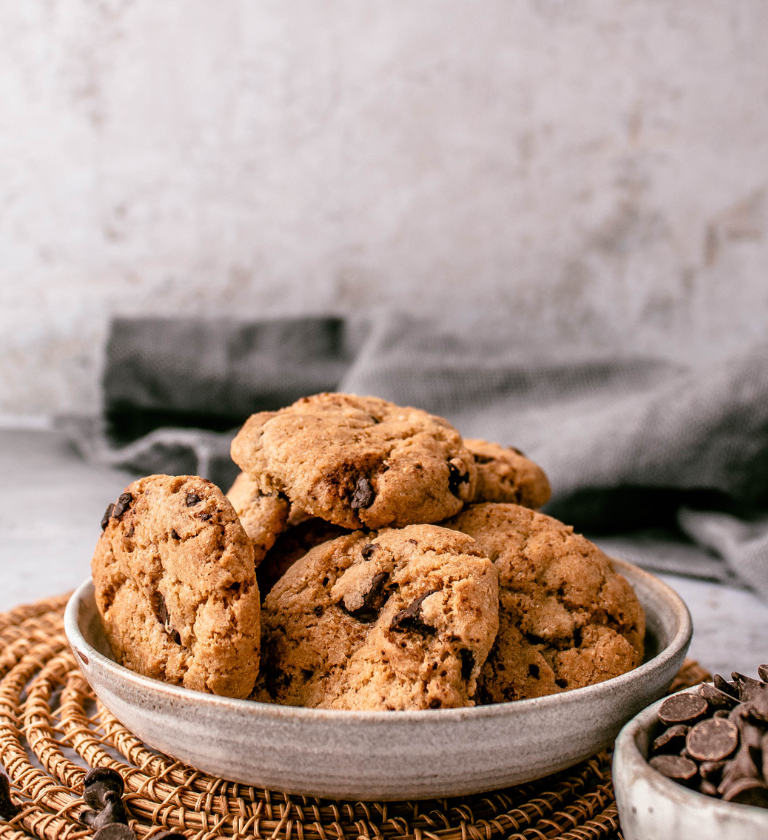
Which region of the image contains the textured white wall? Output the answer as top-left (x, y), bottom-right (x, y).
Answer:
top-left (1, 1), bottom-right (767, 415)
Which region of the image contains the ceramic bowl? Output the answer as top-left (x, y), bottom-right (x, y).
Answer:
top-left (65, 558), bottom-right (691, 801)
top-left (614, 688), bottom-right (768, 840)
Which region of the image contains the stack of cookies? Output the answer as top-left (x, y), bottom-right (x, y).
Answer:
top-left (92, 392), bottom-right (645, 711)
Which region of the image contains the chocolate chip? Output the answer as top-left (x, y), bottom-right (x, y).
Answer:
top-left (758, 664), bottom-right (768, 683)
top-left (341, 572), bottom-right (389, 623)
top-left (111, 493), bottom-right (132, 520)
top-left (170, 530), bottom-right (180, 540)
top-left (0, 772), bottom-right (20, 821)
top-left (713, 709), bottom-right (731, 719)
top-left (700, 682), bottom-right (737, 710)
top-left (125, 525), bottom-right (134, 538)
top-left (361, 543), bottom-right (377, 560)
top-left (429, 698), bottom-right (442, 709)
top-left (150, 593), bottom-right (180, 644)
top-left (732, 672), bottom-right (766, 703)
top-left (185, 492), bottom-right (201, 507)
top-left (447, 459), bottom-right (470, 496)
top-left (313, 605), bottom-right (323, 617)
top-left (459, 649), bottom-right (476, 680)
top-left (198, 512), bottom-right (212, 521)
top-left (658, 693), bottom-right (709, 726)
top-left (80, 790), bottom-right (128, 829)
top-left (652, 724), bottom-right (690, 755)
top-left (528, 663), bottom-right (540, 679)
top-left (101, 504), bottom-right (115, 530)
top-left (714, 673), bottom-right (739, 698)
top-left (721, 777), bottom-right (768, 808)
top-left (350, 478), bottom-right (374, 510)
top-left (686, 718), bottom-right (739, 762)
top-left (390, 589), bottom-right (440, 633)
top-left (555, 678), bottom-right (568, 689)
top-left (473, 454), bottom-right (493, 464)
top-left (92, 825), bottom-right (138, 840)
top-left (699, 760), bottom-right (727, 782)
top-left (649, 754), bottom-right (698, 783)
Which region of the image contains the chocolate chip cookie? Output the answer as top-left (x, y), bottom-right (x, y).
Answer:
top-left (226, 471), bottom-right (290, 564)
top-left (254, 524), bottom-right (499, 710)
top-left (465, 439), bottom-right (551, 508)
top-left (230, 393), bottom-right (477, 529)
top-left (444, 503), bottom-right (644, 702)
top-left (92, 475), bottom-right (261, 699)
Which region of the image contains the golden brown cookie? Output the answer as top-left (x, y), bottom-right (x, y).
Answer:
top-left (444, 503), bottom-right (644, 702)
top-left (226, 471), bottom-right (290, 564)
top-left (254, 524), bottom-right (499, 710)
top-left (465, 439), bottom-right (551, 508)
top-left (230, 393), bottom-right (477, 529)
top-left (92, 475), bottom-right (260, 699)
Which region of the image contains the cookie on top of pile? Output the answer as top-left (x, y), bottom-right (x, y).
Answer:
top-left (91, 391), bottom-right (644, 711)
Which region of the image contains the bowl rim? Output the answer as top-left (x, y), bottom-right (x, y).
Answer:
top-left (65, 556), bottom-right (692, 722)
top-left (614, 686), bottom-right (768, 819)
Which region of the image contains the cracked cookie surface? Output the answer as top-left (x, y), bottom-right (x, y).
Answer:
top-left (444, 503), bottom-right (644, 702)
top-left (230, 393), bottom-right (477, 529)
top-left (92, 475), bottom-right (260, 699)
top-left (465, 439), bottom-right (551, 508)
top-left (226, 471), bottom-right (290, 564)
top-left (254, 524), bottom-right (499, 710)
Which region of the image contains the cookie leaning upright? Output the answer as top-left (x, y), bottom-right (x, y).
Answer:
top-left (231, 393), bottom-right (478, 529)
top-left (92, 475), bottom-right (261, 699)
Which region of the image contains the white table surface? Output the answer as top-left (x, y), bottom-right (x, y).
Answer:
top-left (2, 428), bottom-right (767, 680)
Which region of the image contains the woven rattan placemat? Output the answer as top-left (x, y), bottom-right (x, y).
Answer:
top-left (0, 594), bottom-right (709, 840)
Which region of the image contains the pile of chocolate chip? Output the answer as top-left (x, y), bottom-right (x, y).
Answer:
top-left (649, 664), bottom-right (768, 808)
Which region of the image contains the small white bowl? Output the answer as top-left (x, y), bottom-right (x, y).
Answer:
top-left (614, 688), bottom-right (768, 840)
top-left (65, 558), bottom-right (691, 801)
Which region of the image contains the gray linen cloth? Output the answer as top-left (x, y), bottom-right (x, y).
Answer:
top-left (67, 312), bottom-right (768, 600)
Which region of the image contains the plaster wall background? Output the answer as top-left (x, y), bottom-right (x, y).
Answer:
top-left (1, 0), bottom-right (767, 416)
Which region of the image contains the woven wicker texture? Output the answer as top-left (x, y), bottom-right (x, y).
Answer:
top-left (0, 594), bottom-right (710, 840)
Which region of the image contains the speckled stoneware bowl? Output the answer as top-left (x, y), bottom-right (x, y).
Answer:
top-left (614, 687), bottom-right (768, 840)
top-left (65, 558), bottom-right (691, 801)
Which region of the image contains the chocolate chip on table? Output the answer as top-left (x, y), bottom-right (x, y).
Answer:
top-left (0, 772), bottom-right (21, 821)
top-left (80, 767), bottom-right (128, 831)
top-left (101, 504), bottom-right (115, 530)
top-left (390, 589), bottom-right (440, 633)
top-left (658, 693), bottom-right (709, 726)
top-left (111, 493), bottom-right (133, 520)
top-left (350, 477), bottom-right (374, 510)
top-left (699, 682), bottom-right (737, 710)
top-left (652, 724), bottom-right (690, 755)
top-left (686, 718), bottom-right (739, 762)
top-left (447, 459), bottom-right (469, 495)
top-left (649, 754), bottom-right (699, 783)
top-left (341, 572), bottom-right (389, 623)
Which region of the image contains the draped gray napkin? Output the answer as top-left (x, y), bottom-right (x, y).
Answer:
top-left (66, 312), bottom-right (768, 600)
